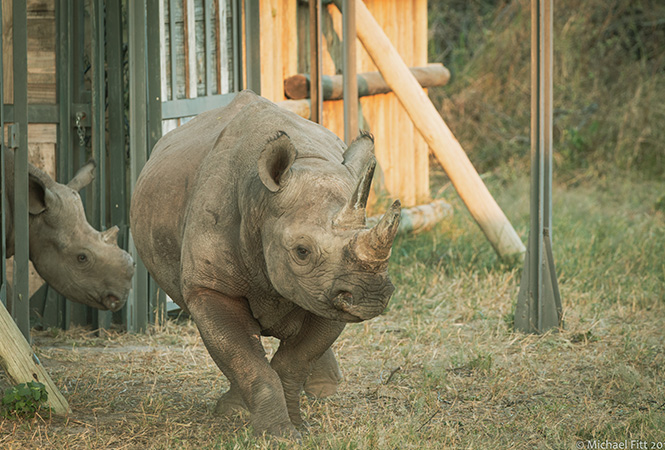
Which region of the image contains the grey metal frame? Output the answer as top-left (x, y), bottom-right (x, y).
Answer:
top-left (0, 0), bottom-right (5, 310)
top-left (12, 0), bottom-right (31, 341)
top-left (342, 0), bottom-right (358, 143)
top-left (515, 0), bottom-right (562, 334)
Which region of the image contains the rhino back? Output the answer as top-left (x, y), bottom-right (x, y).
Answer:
top-left (130, 92), bottom-right (257, 303)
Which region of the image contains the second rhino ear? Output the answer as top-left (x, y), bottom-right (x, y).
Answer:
top-left (67, 159), bottom-right (96, 192)
top-left (257, 131), bottom-right (297, 192)
top-left (28, 173), bottom-right (57, 215)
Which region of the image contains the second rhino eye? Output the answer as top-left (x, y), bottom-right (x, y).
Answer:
top-left (77, 254), bottom-right (88, 263)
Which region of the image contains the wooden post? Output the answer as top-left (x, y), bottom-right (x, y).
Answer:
top-left (346, 1), bottom-right (525, 261)
top-left (0, 304), bottom-right (71, 414)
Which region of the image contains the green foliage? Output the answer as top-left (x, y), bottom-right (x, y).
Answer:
top-left (428, 0), bottom-right (665, 179)
top-left (1, 381), bottom-right (51, 419)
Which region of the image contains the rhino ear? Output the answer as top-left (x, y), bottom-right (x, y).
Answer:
top-left (67, 159), bottom-right (96, 192)
top-left (28, 173), bottom-right (57, 215)
top-left (258, 131), bottom-right (297, 192)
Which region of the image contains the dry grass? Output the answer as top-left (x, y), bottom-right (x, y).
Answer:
top-left (1, 172), bottom-right (663, 449)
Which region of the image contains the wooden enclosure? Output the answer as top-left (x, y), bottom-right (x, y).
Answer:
top-left (258, 0), bottom-right (431, 207)
top-left (1, 0), bottom-right (436, 336)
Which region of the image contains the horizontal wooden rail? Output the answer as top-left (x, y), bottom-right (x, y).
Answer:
top-left (284, 63), bottom-right (450, 101)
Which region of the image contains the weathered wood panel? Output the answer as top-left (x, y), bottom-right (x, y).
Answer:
top-left (2, 1), bottom-right (57, 104)
top-left (285, 1), bottom-right (430, 207)
top-left (259, 0), bottom-right (298, 102)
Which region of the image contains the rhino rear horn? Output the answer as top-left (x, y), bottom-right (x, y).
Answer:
top-left (334, 133), bottom-right (377, 227)
top-left (68, 159), bottom-right (97, 192)
top-left (258, 131), bottom-right (297, 192)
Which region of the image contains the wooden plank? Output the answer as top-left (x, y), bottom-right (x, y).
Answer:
top-left (0, 303), bottom-right (70, 414)
top-left (397, 0), bottom-right (415, 206)
top-left (282, 0), bottom-right (298, 91)
top-left (413, 0), bottom-right (430, 203)
top-left (3, 0), bottom-right (12, 104)
top-left (259, 0), bottom-right (275, 100)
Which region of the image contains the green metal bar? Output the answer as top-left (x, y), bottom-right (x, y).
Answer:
top-left (205, 0), bottom-right (213, 96)
top-left (91, 0), bottom-right (111, 331)
top-left (244, 0), bottom-right (261, 94)
top-left (515, 0), bottom-right (561, 334)
top-left (169, 0), bottom-right (178, 100)
top-left (342, 0), bottom-right (358, 143)
top-left (12, 0), bottom-right (30, 341)
top-left (106, 0), bottom-right (127, 243)
top-left (55, 0), bottom-right (74, 329)
top-left (128, 0), bottom-right (150, 333)
top-left (147, 0), bottom-right (166, 324)
top-left (67, 0), bottom-right (90, 329)
top-left (231, 0), bottom-right (243, 91)
top-left (308, 0), bottom-right (322, 123)
top-left (0, 1), bottom-right (6, 307)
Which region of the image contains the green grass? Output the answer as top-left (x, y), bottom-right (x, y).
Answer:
top-left (1, 173), bottom-right (663, 449)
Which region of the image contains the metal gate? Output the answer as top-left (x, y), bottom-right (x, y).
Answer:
top-left (2, 0), bottom-right (258, 339)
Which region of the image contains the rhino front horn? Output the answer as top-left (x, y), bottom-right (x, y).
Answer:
top-left (352, 199), bottom-right (401, 262)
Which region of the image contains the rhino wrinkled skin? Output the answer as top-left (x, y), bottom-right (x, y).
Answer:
top-left (130, 91), bottom-right (400, 439)
top-left (4, 150), bottom-right (135, 312)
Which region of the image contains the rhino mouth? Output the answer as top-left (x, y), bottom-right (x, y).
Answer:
top-left (101, 294), bottom-right (125, 312)
top-left (331, 291), bottom-right (383, 323)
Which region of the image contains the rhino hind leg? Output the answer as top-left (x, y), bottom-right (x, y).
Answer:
top-left (214, 382), bottom-right (247, 417)
top-left (304, 348), bottom-right (343, 398)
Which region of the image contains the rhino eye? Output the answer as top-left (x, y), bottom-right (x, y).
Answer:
top-left (77, 254), bottom-right (88, 263)
top-left (295, 245), bottom-right (311, 260)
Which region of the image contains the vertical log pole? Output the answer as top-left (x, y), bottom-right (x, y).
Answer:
top-left (344, 1), bottom-right (525, 261)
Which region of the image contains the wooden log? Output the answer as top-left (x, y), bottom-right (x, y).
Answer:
top-left (0, 304), bottom-right (71, 414)
top-left (348, 1), bottom-right (526, 261)
top-left (367, 199), bottom-right (453, 235)
top-left (284, 63), bottom-right (450, 100)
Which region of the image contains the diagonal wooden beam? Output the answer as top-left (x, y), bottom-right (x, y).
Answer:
top-left (338, 1), bottom-right (525, 262)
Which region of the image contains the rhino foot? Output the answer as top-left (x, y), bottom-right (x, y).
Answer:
top-left (303, 348), bottom-right (342, 398)
top-left (214, 386), bottom-right (247, 417)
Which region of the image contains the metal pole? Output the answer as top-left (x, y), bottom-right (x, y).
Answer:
top-left (91, 0), bottom-right (111, 331)
top-left (231, 0), bottom-right (243, 92)
top-left (342, 0), bottom-right (358, 143)
top-left (12, 0), bottom-right (30, 341)
top-left (0, 1), bottom-right (6, 307)
top-left (128, 0), bottom-right (150, 333)
top-left (309, 0), bottom-right (322, 123)
top-left (515, 0), bottom-right (562, 334)
top-left (245, 0), bottom-right (261, 94)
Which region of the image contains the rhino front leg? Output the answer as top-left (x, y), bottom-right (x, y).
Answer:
top-left (270, 315), bottom-right (345, 426)
top-left (304, 348), bottom-right (343, 398)
top-left (186, 288), bottom-right (299, 440)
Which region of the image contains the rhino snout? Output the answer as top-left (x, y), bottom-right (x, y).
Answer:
top-left (329, 279), bottom-right (395, 322)
top-left (102, 294), bottom-right (125, 312)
